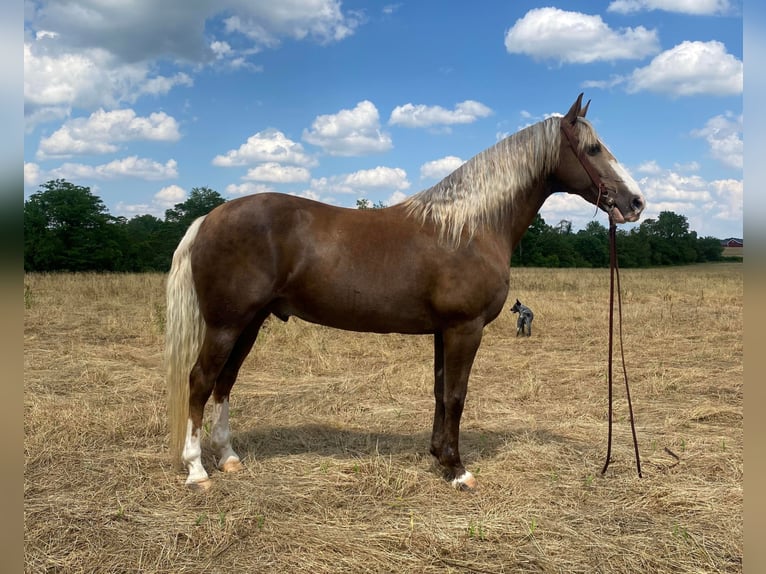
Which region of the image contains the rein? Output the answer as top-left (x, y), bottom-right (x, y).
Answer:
top-left (603, 220), bottom-right (642, 478)
top-left (560, 118), bottom-right (642, 477)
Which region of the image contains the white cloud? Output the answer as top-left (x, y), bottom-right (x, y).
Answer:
top-left (673, 161), bottom-right (701, 173)
top-left (607, 0), bottom-right (731, 15)
top-left (504, 7), bottom-right (660, 63)
top-left (113, 201), bottom-right (153, 217)
top-left (581, 76), bottom-right (626, 91)
top-left (213, 129), bottom-right (317, 167)
top-left (387, 191), bottom-right (408, 205)
top-left (382, 4), bottom-right (402, 16)
top-left (539, 164), bottom-right (741, 238)
top-left (210, 40), bottom-right (232, 59)
top-left (225, 182), bottom-right (278, 196)
top-left (28, 0), bottom-right (361, 65)
top-left (48, 156), bottom-right (178, 181)
top-left (636, 160), bottom-right (664, 175)
top-left (420, 156), bottom-right (465, 180)
top-left (24, 41), bottom-right (193, 128)
top-left (344, 166), bottom-right (410, 190)
top-left (24, 162), bottom-right (41, 188)
top-left (389, 100), bottom-right (492, 128)
top-left (539, 193), bottom-right (598, 230)
top-left (709, 179), bottom-right (743, 222)
top-left (25, 1), bottom-right (359, 126)
top-left (37, 108), bottom-right (181, 159)
top-left (28, 1), bottom-right (213, 63)
top-left (114, 184), bottom-right (186, 218)
top-left (626, 41), bottom-right (742, 96)
top-left (637, 167), bottom-right (742, 234)
top-left (308, 166), bottom-right (410, 196)
top-left (243, 162), bottom-right (311, 183)
top-left (691, 112), bottom-right (743, 169)
top-left (209, 39), bottom-right (264, 72)
top-left (222, 2), bottom-right (363, 49)
top-left (302, 100), bottom-right (393, 156)
top-left (154, 184), bottom-right (186, 208)
top-left (642, 171), bottom-right (713, 202)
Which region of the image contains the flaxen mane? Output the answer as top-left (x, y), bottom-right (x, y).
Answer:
top-left (402, 116), bottom-right (600, 246)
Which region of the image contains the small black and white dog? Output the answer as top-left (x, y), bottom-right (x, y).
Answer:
top-left (510, 299), bottom-right (534, 337)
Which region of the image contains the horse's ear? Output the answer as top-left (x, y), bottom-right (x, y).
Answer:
top-left (580, 99), bottom-right (591, 118)
top-left (564, 93), bottom-right (584, 125)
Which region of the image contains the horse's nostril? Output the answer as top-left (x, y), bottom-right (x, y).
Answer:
top-left (631, 196), bottom-right (645, 212)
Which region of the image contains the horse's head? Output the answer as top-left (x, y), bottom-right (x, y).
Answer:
top-left (554, 94), bottom-right (645, 224)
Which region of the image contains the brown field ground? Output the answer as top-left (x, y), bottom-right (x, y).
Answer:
top-left (24, 264), bottom-right (742, 573)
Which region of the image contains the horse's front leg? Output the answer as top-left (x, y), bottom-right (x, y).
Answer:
top-left (430, 331), bottom-right (445, 461)
top-left (431, 322), bottom-right (483, 490)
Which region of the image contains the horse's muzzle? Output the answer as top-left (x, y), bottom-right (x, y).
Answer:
top-left (609, 193), bottom-right (645, 224)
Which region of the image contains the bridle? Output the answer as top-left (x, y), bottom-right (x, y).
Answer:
top-left (560, 116), bottom-right (643, 479)
top-left (559, 117), bottom-right (618, 217)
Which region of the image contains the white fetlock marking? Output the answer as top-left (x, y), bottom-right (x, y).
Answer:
top-left (210, 399), bottom-right (241, 470)
top-left (183, 418), bottom-right (209, 485)
top-left (451, 470), bottom-right (475, 489)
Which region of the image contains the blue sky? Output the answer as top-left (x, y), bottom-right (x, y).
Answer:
top-left (24, 0), bottom-right (743, 239)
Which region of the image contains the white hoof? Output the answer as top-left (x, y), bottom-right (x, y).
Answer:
top-left (185, 477), bottom-right (213, 491)
top-left (219, 456), bottom-right (244, 473)
top-left (451, 471), bottom-right (478, 491)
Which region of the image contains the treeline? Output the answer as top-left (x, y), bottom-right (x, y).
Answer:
top-left (24, 179), bottom-right (727, 272)
top-left (511, 213), bottom-right (726, 268)
top-left (24, 180), bottom-right (225, 272)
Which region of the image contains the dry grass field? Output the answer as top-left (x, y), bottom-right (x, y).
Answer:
top-left (24, 264), bottom-right (742, 573)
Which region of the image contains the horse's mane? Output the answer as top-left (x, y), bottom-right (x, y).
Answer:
top-left (401, 115), bottom-right (600, 246)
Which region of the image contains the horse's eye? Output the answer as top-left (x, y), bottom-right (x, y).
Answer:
top-left (587, 143), bottom-right (602, 156)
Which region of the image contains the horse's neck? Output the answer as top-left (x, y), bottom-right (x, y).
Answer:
top-left (497, 179), bottom-right (552, 254)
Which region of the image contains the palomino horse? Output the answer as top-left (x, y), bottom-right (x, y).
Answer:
top-left (166, 94), bottom-right (645, 491)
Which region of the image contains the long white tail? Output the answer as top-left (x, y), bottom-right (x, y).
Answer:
top-left (166, 216), bottom-right (207, 468)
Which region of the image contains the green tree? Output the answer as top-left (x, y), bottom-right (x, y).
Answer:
top-left (122, 214), bottom-right (168, 271)
top-left (574, 220), bottom-right (609, 267)
top-left (356, 198), bottom-right (387, 209)
top-left (695, 236), bottom-right (724, 262)
top-left (512, 214), bottom-right (550, 266)
top-left (641, 212), bottom-right (698, 265)
top-left (160, 187), bottom-right (226, 269)
top-left (164, 186), bottom-right (226, 228)
top-left (24, 179), bottom-right (123, 271)
top-left (616, 226), bottom-right (652, 268)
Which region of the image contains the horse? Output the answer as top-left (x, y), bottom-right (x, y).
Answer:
top-left (166, 94), bottom-right (645, 491)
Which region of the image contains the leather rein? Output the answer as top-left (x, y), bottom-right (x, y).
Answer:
top-left (560, 118), bottom-right (643, 478)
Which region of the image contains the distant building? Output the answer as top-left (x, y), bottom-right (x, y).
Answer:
top-left (721, 238), bottom-right (743, 248)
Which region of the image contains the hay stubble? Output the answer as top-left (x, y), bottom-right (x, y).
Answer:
top-left (24, 265), bottom-right (742, 572)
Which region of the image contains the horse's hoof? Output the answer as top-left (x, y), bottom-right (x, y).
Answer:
top-left (220, 458), bottom-right (244, 473)
top-left (186, 478), bottom-right (213, 492)
top-left (451, 471), bottom-right (478, 492)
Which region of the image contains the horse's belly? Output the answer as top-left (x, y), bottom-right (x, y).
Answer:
top-left (273, 285), bottom-right (437, 334)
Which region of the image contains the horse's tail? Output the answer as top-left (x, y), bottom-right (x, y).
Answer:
top-left (166, 216), bottom-right (207, 469)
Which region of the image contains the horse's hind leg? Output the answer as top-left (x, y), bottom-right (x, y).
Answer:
top-left (209, 315), bottom-right (266, 474)
top-left (183, 327), bottom-right (240, 489)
